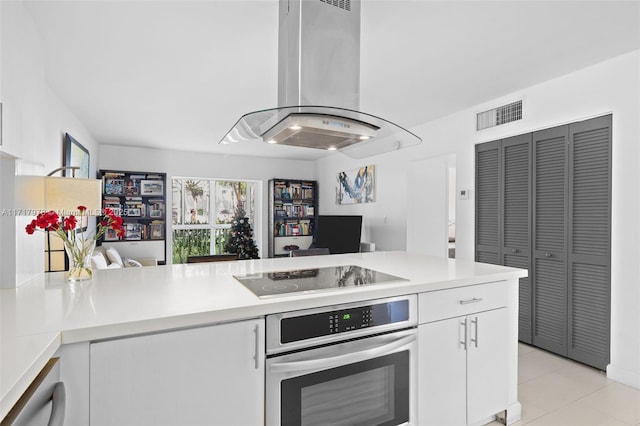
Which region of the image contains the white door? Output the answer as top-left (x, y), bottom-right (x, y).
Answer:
top-left (407, 154), bottom-right (456, 257)
top-left (90, 319), bottom-right (264, 426)
top-left (467, 308), bottom-right (509, 424)
top-left (418, 316), bottom-right (467, 425)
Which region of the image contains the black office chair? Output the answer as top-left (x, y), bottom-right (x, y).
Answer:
top-left (290, 248), bottom-right (330, 257)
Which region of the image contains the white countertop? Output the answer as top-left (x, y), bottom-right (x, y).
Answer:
top-left (0, 251), bottom-right (526, 420)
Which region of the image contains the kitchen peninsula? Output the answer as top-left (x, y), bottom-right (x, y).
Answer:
top-left (1, 251), bottom-right (526, 425)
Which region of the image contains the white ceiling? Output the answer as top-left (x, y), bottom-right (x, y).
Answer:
top-left (25, 0), bottom-right (640, 161)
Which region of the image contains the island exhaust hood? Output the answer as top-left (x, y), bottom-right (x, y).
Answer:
top-left (219, 0), bottom-right (421, 159)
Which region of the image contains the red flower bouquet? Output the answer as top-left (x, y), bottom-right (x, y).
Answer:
top-left (26, 206), bottom-right (124, 281)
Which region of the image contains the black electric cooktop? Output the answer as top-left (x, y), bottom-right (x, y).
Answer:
top-left (233, 265), bottom-right (408, 298)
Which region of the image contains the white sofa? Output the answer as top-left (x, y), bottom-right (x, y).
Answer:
top-left (91, 246), bottom-right (158, 270)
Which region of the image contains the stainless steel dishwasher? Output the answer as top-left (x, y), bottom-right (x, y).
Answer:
top-left (1, 358), bottom-right (66, 426)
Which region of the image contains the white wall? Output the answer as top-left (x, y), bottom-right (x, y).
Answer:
top-left (317, 50), bottom-right (640, 388)
top-left (0, 1), bottom-right (100, 287)
top-left (99, 145), bottom-right (316, 260)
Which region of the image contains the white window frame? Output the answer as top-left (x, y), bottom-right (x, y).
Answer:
top-left (171, 177), bottom-right (261, 262)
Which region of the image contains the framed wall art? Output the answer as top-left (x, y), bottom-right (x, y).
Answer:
top-left (63, 133), bottom-right (90, 178)
top-left (336, 165), bottom-right (375, 205)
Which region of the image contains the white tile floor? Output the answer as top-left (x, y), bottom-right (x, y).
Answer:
top-left (488, 343), bottom-right (640, 426)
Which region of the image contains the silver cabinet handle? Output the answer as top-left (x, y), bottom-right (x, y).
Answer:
top-left (470, 317), bottom-right (479, 348)
top-left (545, 253), bottom-right (552, 258)
top-left (48, 382), bottom-right (66, 426)
top-left (270, 334), bottom-right (416, 374)
top-left (253, 324), bottom-right (261, 370)
top-left (460, 318), bottom-right (468, 350)
top-left (511, 248), bottom-right (518, 254)
top-left (459, 297), bottom-right (483, 305)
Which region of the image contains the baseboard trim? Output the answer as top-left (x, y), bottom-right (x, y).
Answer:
top-left (607, 363), bottom-right (640, 389)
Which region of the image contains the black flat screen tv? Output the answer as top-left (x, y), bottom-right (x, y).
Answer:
top-left (314, 215), bottom-right (363, 254)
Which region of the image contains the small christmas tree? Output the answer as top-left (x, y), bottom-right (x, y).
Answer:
top-left (224, 202), bottom-right (259, 260)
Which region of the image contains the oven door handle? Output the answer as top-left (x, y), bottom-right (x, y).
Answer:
top-left (270, 333), bottom-right (416, 374)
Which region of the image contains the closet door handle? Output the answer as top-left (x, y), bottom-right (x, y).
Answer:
top-left (511, 248), bottom-right (518, 254)
top-left (545, 253), bottom-right (553, 258)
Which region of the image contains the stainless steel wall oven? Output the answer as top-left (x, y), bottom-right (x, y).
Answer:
top-left (266, 295), bottom-right (418, 426)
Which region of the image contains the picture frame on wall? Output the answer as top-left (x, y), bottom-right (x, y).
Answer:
top-left (63, 133), bottom-right (90, 231)
top-left (63, 133), bottom-right (90, 178)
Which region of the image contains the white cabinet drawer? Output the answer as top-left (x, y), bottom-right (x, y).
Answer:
top-left (419, 281), bottom-right (509, 324)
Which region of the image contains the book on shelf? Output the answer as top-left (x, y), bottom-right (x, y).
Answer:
top-left (299, 219), bottom-right (311, 235)
top-left (289, 183), bottom-right (302, 199)
top-left (103, 172), bottom-right (125, 179)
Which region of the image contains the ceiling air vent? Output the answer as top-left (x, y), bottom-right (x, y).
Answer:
top-left (320, 0), bottom-right (351, 12)
top-left (477, 100), bottom-right (522, 130)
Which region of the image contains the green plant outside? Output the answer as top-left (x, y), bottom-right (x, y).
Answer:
top-left (172, 228), bottom-right (231, 264)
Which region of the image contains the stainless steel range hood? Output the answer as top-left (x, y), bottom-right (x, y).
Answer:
top-left (220, 0), bottom-right (421, 159)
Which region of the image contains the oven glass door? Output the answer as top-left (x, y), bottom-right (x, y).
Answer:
top-left (268, 330), bottom-right (416, 426)
top-left (283, 351), bottom-right (409, 426)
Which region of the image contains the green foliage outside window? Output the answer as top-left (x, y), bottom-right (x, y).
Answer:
top-left (172, 229), bottom-right (211, 264)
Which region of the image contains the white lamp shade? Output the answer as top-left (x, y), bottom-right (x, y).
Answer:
top-left (15, 176), bottom-right (102, 216)
top-left (45, 177), bottom-right (102, 215)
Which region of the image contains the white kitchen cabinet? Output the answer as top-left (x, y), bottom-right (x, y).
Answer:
top-left (418, 283), bottom-right (510, 426)
top-left (90, 319), bottom-right (264, 426)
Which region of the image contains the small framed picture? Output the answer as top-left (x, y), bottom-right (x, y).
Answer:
top-left (141, 180), bottom-right (163, 196)
top-left (125, 223), bottom-right (143, 240)
top-left (150, 223), bottom-right (164, 239)
top-left (104, 227), bottom-right (120, 241)
top-left (105, 179), bottom-right (124, 195)
top-left (124, 180), bottom-right (140, 196)
top-left (150, 209), bottom-right (162, 218)
top-left (125, 208), bottom-right (141, 217)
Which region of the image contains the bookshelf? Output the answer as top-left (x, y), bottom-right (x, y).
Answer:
top-left (268, 178), bottom-right (318, 257)
top-left (99, 170), bottom-right (167, 264)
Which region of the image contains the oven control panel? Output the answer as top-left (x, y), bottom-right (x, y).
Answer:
top-left (281, 299), bottom-right (410, 344)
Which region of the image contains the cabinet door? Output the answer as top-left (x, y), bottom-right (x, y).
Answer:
top-left (532, 125), bottom-right (568, 356)
top-left (90, 319), bottom-right (264, 426)
top-left (418, 317), bottom-right (467, 426)
top-left (467, 308), bottom-right (509, 425)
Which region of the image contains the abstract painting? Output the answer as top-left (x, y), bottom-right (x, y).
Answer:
top-left (336, 165), bottom-right (375, 205)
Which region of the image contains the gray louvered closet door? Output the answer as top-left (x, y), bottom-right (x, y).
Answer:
top-left (567, 115), bottom-right (611, 370)
top-left (475, 141), bottom-right (501, 265)
top-left (532, 125), bottom-right (569, 356)
top-left (475, 135), bottom-right (532, 343)
top-left (502, 134), bottom-right (532, 344)
top-left (475, 115), bottom-right (611, 370)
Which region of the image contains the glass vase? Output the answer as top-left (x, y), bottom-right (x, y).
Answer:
top-left (65, 239), bottom-right (96, 282)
